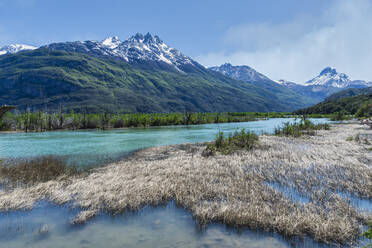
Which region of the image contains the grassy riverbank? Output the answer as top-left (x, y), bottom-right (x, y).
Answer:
top-left (0, 123), bottom-right (371, 246)
top-left (0, 111), bottom-right (333, 132)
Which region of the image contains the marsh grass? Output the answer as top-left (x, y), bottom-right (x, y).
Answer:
top-left (274, 119), bottom-right (330, 137)
top-left (0, 156), bottom-right (81, 187)
top-left (0, 124), bottom-right (371, 245)
top-left (202, 129), bottom-right (259, 157)
top-left (347, 134), bottom-right (372, 145)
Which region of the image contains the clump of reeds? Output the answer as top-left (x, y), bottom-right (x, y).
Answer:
top-left (274, 119), bottom-right (330, 137)
top-left (0, 156), bottom-right (79, 187)
top-left (202, 129), bottom-right (259, 157)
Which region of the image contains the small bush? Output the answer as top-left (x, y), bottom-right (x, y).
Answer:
top-left (356, 102), bottom-right (372, 118)
top-left (202, 129), bottom-right (259, 156)
top-left (274, 120), bottom-right (330, 138)
top-left (331, 110), bottom-right (351, 121)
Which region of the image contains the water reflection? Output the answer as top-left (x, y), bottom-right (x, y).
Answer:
top-left (0, 202), bottom-right (351, 248)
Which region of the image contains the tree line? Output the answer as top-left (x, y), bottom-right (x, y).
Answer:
top-left (0, 111), bottom-right (294, 132)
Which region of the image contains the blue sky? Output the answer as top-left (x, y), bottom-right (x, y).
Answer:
top-left (1, 0), bottom-right (372, 83)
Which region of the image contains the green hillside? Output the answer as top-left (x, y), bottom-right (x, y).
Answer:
top-left (0, 49), bottom-right (312, 113)
top-left (296, 87), bottom-right (372, 116)
top-left (324, 87), bottom-right (372, 101)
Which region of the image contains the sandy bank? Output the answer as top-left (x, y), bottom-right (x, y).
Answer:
top-left (0, 123), bottom-right (371, 245)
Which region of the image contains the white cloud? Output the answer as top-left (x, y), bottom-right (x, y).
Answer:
top-left (197, 0), bottom-right (372, 83)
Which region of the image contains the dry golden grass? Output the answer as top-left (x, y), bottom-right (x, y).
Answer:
top-left (0, 123), bottom-right (371, 245)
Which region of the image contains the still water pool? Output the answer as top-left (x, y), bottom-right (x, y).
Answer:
top-left (0, 202), bottom-right (342, 248)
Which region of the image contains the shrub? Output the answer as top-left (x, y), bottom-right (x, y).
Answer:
top-left (274, 120), bottom-right (330, 137)
top-left (331, 110), bottom-right (351, 121)
top-left (356, 102), bottom-right (372, 118)
top-left (202, 129), bottom-right (259, 156)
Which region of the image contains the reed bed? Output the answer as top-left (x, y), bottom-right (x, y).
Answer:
top-left (0, 156), bottom-right (79, 188)
top-left (0, 123), bottom-right (371, 245)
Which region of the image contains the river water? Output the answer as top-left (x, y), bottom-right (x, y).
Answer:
top-left (1, 118), bottom-right (329, 167)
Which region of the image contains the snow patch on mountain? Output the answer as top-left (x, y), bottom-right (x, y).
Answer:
top-left (102, 36), bottom-right (121, 49)
top-left (0, 44), bottom-right (37, 55)
top-left (209, 63), bottom-right (271, 82)
top-left (43, 32), bottom-right (196, 71)
top-left (274, 79), bottom-right (296, 86)
top-left (119, 33), bottom-right (194, 69)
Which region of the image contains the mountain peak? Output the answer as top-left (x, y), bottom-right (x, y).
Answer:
top-left (128, 32), bottom-right (163, 45)
top-left (131, 33), bottom-right (144, 42)
top-left (305, 67), bottom-right (351, 88)
top-left (43, 32), bottom-right (195, 71)
top-left (102, 36), bottom-right (121, 49)
top-left (220, 63), bottom-right (232, 67)
top-left (319, 67), bottom-right (337, 76)
top-left (209, 63), bottom-right (271, 83)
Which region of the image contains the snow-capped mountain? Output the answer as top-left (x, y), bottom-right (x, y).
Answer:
top-left (43, 33), bottom-right (197, 71)
top-left (273, 67), bottom-right (372, 103)
top-left (0, 44), bottom-right (37, 55)
top-left (305, 67), bottom-right (372, 88)
top-left (208, 63), bottom-right (317, 107)
top-left (305, 67), bottom-right (351, 88)
top-left (209, 63), bottom-right (271, 83)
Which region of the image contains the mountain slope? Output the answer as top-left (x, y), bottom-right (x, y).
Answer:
top-left (325, 87), bottom-right (372, 101)
top-left (209, 63), bottom-right (316, 108)
top-left (0, 49), bottom-right (311, 113)
top-left (296, 86), bottom-right (372, 115)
